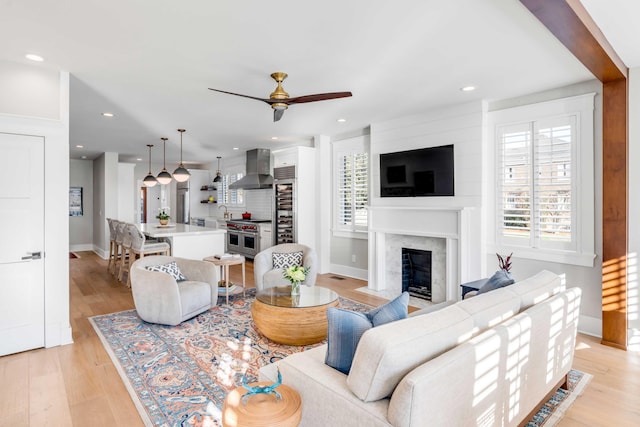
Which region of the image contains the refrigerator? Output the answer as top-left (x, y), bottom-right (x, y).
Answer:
top-left (176, 181), bottom-right (190, 224)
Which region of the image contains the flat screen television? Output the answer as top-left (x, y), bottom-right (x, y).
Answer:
top-left (379, 144), bottom-right (454, 197)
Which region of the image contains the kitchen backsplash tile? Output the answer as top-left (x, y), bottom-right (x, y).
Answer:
top-left (244, 189), bottom-right (274, 220)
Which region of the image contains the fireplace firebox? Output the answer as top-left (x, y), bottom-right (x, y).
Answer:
top-left (402, 248), bottom-right (432, 300)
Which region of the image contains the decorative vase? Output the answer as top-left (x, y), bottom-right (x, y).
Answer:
top-left (291, 281), bottom-right (300, 296)
top-left (159, 219), bottom-right (169, 226)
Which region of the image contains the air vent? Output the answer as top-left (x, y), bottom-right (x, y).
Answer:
top-left (274, 165), bottom-right (296, 180)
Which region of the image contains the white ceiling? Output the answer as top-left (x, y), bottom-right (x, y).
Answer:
top-left (1, 0), bottom-right (636, 167)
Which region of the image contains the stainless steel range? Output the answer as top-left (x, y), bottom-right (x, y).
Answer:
top-left (226, 219), bottom-right (272, 258)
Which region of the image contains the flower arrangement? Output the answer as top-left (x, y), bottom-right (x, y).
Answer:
top-left (156, 207), bottom-right (170, 220)
top-left (283, 265), bottom-right (309, 296)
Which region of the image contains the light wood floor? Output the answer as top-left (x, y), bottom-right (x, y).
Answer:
top-left (0, 251), bottom-right (638, 426)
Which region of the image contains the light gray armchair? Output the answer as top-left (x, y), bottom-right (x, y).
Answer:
top-left (130, 255), bottom-right (219, 326)
top-left (253, 243), bottom-right (317, 291)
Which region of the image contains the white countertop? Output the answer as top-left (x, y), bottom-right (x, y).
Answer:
top-left (137, 223), bottom-right (226, 238)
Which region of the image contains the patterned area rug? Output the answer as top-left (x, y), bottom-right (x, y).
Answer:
top-left (90, 290), bottom-right (591, 427)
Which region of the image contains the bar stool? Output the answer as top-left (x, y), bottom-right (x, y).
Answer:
top-left (118, 222), bottom-right (133, 283)
top-left (112, 221), bottom-right (127, 276)
top-left (125, 223), bottom-right (171, 288)
top-left (107, 218), bottom-right (119, 274)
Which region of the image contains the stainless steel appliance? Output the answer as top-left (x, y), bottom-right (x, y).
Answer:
top-left (228, 149), bottom-right (273, 190)
top-left (176, 181), bottom-right (190, 224)
top-left (226, 219), bottom-right (272, 258)
top-left (274, 165), bottom-right (296, 244)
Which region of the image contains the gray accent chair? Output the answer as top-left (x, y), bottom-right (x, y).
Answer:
top-left (253, 243), bottom-right (317, 291)
top-left (130, 255), bottom-right (219, 326)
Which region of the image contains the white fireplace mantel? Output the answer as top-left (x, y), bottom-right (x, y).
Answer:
top-left (367, 206), bottom-right (479, 302)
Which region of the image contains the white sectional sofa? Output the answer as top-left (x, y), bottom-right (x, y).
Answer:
top-left (259, 270), bottom-right (582, 427)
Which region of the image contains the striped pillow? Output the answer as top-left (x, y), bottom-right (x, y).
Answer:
top-left (325, 292), bottom-right (409, 374)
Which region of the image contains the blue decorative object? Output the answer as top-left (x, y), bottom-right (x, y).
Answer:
top-left (241, 368), bottom-right (283, 404)
top-left (325, 292), bottom-right (409, 374)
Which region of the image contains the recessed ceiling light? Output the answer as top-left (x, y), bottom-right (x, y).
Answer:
top-left (81, 156), bottom-right (87, 159)
top-left (25, 54), bottom-right (44, 62)
top-left (271, 136), bottom-right (279, 140)
top-left (460, 86), bottom-right (476, 92)
top-left (102, 112), bottom-right (114, 117)
top-left (76, 145), bottom-right (84, 148)
top-left (337, 118), bottom-right (347, 123)
top-left (233, 147), bottom-right (239, 150)
top-left (136, 158), bottom-right (143, 161)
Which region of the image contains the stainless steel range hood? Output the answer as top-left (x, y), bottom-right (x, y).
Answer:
top-left (228, 148), bottom-right (273, 190)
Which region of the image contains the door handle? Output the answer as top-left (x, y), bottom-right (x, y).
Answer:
top-left (21, 251), bottom-right (42, 260)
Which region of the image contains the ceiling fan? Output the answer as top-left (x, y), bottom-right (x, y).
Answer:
top-left (208, 72), bottom-right (352, 122)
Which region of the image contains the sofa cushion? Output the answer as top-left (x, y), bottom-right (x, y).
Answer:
top-left (145, 261), bottom-right (186, 282)
top-left (325, 292), bottom-right (409, 374)
top-left (476, 269), bottom-right (514, 294)
top-left (456, 286), bottom-right (521, 332)
top-left (272, 251), bottom-right (303, 269)
top-left (509, 270), bottom-right (564, 310)
top-left (347, 305), bottom-right (474, 402)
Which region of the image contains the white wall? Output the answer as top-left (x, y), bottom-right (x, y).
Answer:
top-left (0, 60), bottom-right (72, 348)
top-left (486, 79), bottom-right (604, 338)
top-left (0, 60), bottom-right (59, 119)
top-left (118, 163), bottom-right (136, 223)
top-left (368, 102), bottom-right (485, 281)
top-left (69, 159), bottom-right (93, 251)
top-left (627, 68), bottom-right (640, 350)
top-left (92, 152), bottom-right (119, 258)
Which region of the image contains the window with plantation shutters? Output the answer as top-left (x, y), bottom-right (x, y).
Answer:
top-left (497, 117), bottom-right (575, 251)
top-left (219, 172), bottom-right (244, 205)
top-left (333, 136), bottom-right (369, 235)
top-left (491, 93), bottom-right (595, 266)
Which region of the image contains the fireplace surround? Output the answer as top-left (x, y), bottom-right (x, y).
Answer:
top-left (368, 206), bottom-right (479, 302)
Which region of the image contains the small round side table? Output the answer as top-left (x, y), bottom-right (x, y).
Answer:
top-left (222, 382), bottom-right (301, 427)
top-left (203, 255), bottom-right (246, 304)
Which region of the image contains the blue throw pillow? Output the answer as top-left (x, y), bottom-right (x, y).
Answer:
top-left (477, 270), bottom-right (514, 295)
top-left (325, 292), bottom-right (409, 374)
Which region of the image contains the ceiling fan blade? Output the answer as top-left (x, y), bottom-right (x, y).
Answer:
top-left (286, 92), bottom-right (352, 104)
top-left (274, 109), bottom-right (285, 122)
top-left (208, 88), bottom-right (271, 104)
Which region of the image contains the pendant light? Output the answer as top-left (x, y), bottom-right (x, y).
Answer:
top-left (156, 137), bottom-right (173, 185)
top-left (143, 144), bottom-right (158, 187)
top-left (213, 156), bottom-right (222, 183)
top-left (173, 129), bottom-right (190, 182)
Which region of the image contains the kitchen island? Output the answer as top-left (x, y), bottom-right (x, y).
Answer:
top-left (137, 223), bottom-right (226, 260)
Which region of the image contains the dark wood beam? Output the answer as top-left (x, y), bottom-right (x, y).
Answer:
top-left (519, 0), bottom-right (628, 349)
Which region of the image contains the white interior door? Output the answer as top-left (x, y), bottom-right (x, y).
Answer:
top-left (0, 132), bottom-right (45, 356)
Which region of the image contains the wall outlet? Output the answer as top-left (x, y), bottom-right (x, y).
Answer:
top-left (351, 254), bottom-right (356, 263)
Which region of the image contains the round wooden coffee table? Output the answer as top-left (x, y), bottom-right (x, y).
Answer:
top-left (251, 286), bottom-right (339, 345)
top-left (222, 382), bottom-right (301, 427)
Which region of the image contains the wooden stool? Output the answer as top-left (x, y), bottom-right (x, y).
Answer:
top-left (222, 382), bottom-right (301, 427)
top-left (203, 255), bottom-right (246, 304)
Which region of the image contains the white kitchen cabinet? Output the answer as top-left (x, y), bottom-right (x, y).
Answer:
top-left (260, 223), bottom-right (273, 251)
top-left (272, 146), bottom-right (316, 250)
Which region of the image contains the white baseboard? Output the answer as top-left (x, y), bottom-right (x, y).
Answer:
top-left (69, 244), bottom-right (94, 252)
top-left (93, 245), bottom-right (109, 260)
top-left (329, 264), bottom-right (368, 281)
top-left (45, 323), bottom-right (74, 347)
top-left (628, 328), bottom-right (640, 352)
top-left (578, 314), bottom-right (602, 338)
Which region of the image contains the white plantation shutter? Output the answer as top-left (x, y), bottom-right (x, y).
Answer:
top-left (535, 117), bottom-right (574, 248)
top-left (498, 123), bottom-right (532, 242)
top-left (219, 172), bottom-right (244, 205)
top-left (497, 115), bottom-right (575, 251)
top-left (334, 136), bottom-right (369, 234)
